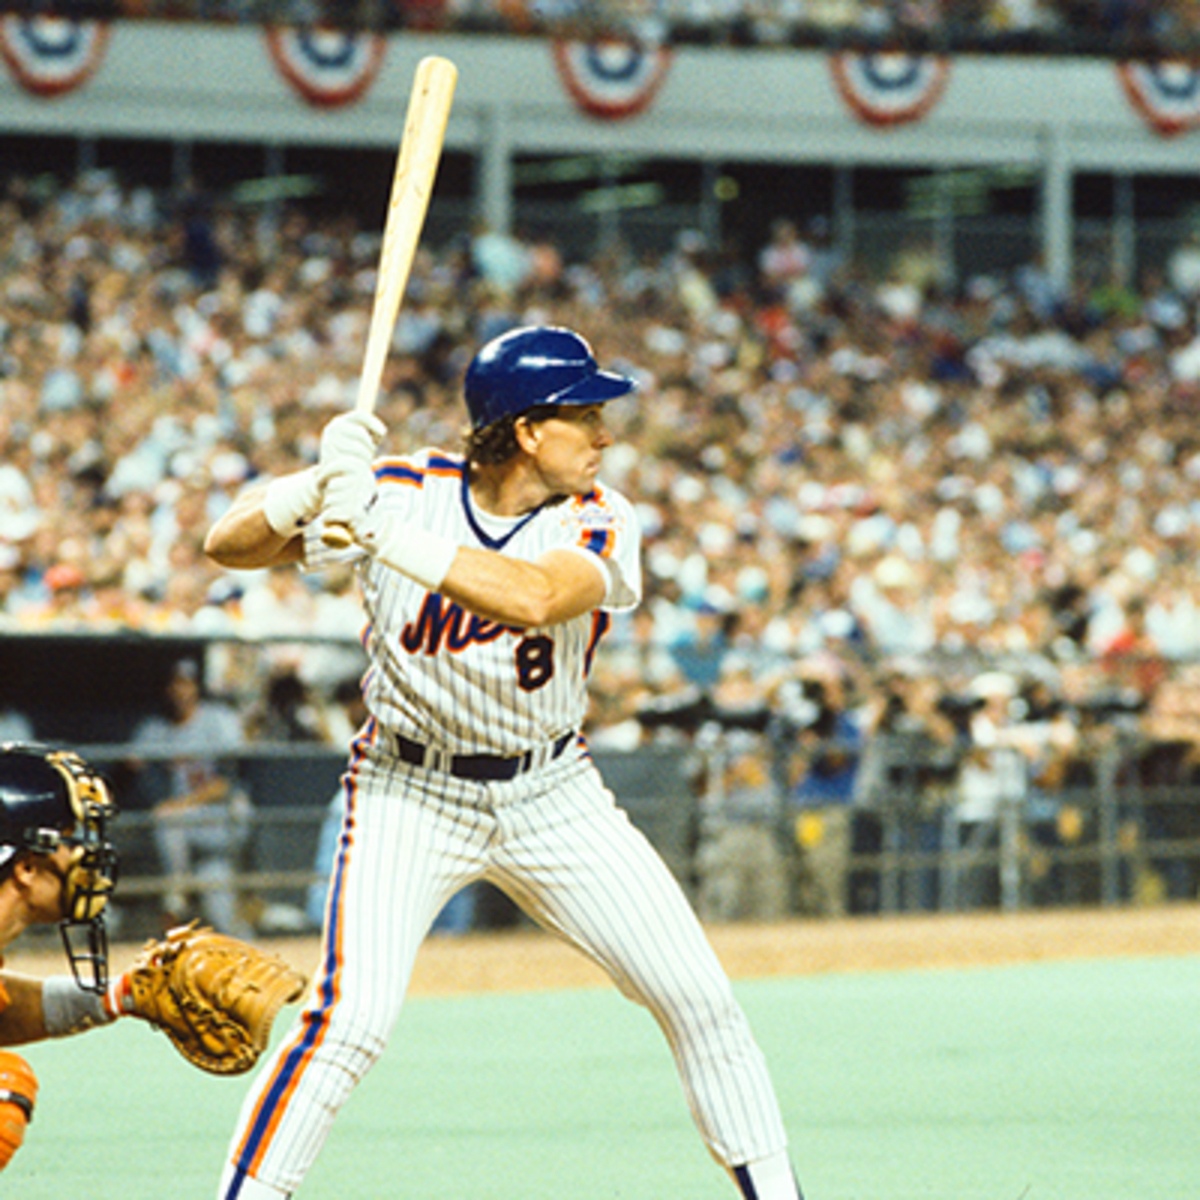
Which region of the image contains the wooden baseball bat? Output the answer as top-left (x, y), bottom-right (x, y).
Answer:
top-left (322, 54), bottom-right (458, 549)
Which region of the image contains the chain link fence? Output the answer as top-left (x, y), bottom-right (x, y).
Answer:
top-left (7, 632), bottom-right (1197, 940)
top-left (69, 710), bottom-right (1200, 942)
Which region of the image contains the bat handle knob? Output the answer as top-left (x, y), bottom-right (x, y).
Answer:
top-left (321, 523), bottom-right (355, 550)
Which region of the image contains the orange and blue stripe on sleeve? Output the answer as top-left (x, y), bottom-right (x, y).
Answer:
top-left (227, 730), bottom-right (371, 1187)
top-left (374, 460), bottom-right (424, 486)
top-left (579, 527), bottom-right (615, 558)
top-left (374, 454), bottom-right (464, 488)
top-left (425, 454), bottom-right (466, 479)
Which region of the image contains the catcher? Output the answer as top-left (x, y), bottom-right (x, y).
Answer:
top-left (0, 742), bottom-right (307, 1173)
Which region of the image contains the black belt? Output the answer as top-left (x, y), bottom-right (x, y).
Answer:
top-left (387, 730), bottom-right (574, 781)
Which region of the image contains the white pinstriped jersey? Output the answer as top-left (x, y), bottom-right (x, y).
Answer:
top-left (223, 454), bottom-right (798, 1200)
top-left (305, 447), bottom-right (641, 756)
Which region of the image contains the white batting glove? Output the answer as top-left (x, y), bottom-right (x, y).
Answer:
top-left (262, 467), bottom-right (322, 537)
top-left (355, 509), bottom-right (457, 592)
top-left (317, 411), bottom-right (386, 485)
top-left (322, 464), bottom-right (379, 539)
top-left (322, 473), bottom-right (456, 591)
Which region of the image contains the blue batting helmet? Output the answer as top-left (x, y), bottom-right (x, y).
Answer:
top-left (464, 326), bottom-right (636, 431)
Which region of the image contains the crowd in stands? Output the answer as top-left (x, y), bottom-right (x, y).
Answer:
top-left (4, 165), bottom-right (1200, 915)
top-left (26, 1), bottom-right (1200, 55)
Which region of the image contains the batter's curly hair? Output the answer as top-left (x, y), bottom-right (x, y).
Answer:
top-left (462, 404), bottom-right (558, 467)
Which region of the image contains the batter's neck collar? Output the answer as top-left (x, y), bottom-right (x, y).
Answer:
top-left (461, 466), bottom-right (550, 551)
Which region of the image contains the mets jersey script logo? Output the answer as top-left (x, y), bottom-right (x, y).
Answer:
top-left (306, 449), bottom-right (642, 754)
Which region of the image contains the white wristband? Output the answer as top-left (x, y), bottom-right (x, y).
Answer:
top-left (41, 975), bottom-right (115, 1037)
top-left (263, 467), bottom-right (321, 537)
top-left (366, 515), bottom-right (457, 591)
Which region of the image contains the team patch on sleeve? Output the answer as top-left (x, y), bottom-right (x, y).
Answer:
top-left (565, 485), bottom-right (628, 564)
top-left (576, 503), bottom-right (620, 555)
top-left (569, 484), bottom-right (641, 610)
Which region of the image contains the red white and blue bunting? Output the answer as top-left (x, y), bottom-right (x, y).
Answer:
top-left (264, 26), bottom-right (386, 109)
top-left (0, 15), bottom-right (109, 98)
top-left (1117, 59), bottom-right (1200, 137)
top-left (828, 50), bottom-right (950, 128)
top-left (552, 38), bottom-right (671, 121)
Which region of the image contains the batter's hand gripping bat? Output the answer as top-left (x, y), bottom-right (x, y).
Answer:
top-left (322, 54), bottom-right (458, 549)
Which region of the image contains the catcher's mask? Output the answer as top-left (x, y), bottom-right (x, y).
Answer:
top-left (0, 744), bottom-right (119, 992)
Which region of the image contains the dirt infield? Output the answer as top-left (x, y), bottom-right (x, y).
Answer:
top-left (396, 903), bottom-right (1200, 996)
top-left (13, 903), bottom-right (1191, 998)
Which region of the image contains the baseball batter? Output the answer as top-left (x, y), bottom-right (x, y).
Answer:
top-left (204, 326), bottom-right (806, 1200)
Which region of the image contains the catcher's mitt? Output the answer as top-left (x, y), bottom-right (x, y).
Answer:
top-left (123, 923), bottom-right (308, 1075)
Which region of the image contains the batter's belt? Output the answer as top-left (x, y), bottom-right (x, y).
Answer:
top-left (383, 729), bottom-right (575, 781)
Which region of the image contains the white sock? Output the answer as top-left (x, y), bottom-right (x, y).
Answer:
top-left (217, 1161), bottom-right (290, 1200)
top-left (732, 1149), bottom-right (803, 1199)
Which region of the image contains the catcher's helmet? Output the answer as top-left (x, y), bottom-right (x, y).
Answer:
top-left (0, 745), bottom-right (119, 992)
top-left (464, 326), bottom-right (636, 431)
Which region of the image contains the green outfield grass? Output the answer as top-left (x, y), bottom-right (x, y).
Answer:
top-left (9, 953), bottom-right (1198, 1199)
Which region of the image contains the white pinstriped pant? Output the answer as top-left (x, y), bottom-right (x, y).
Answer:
top-left (220, 737), bottom-right (790, 1196)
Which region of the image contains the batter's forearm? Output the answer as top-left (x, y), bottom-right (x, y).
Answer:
top-left (205, 487), bottom-right (303, 570)
top-left (439, 547), bottom-right (606, 627)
